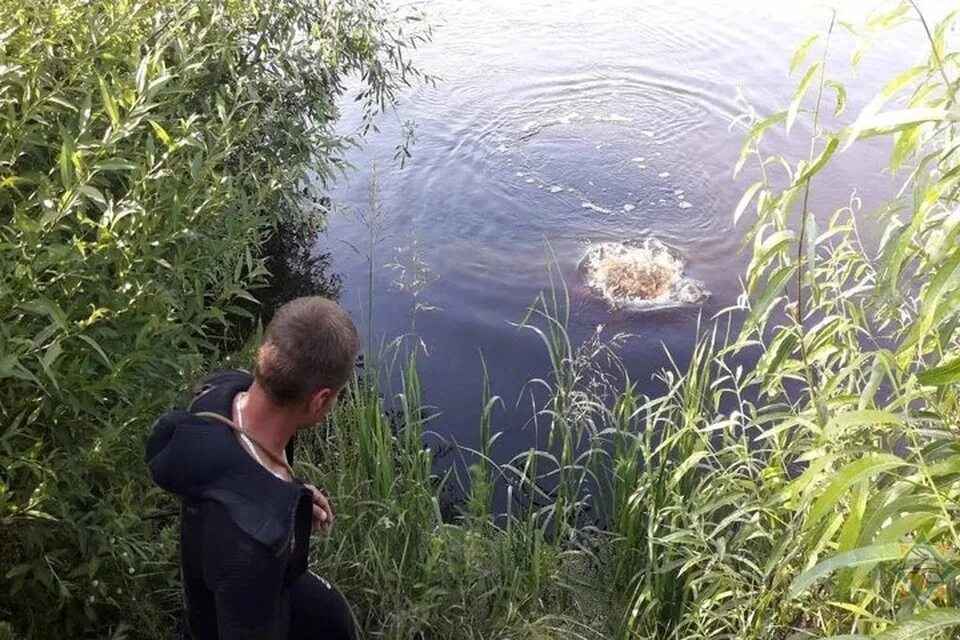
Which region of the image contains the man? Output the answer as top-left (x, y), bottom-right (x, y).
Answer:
top-left (146, 297), bottom-right (360, 639)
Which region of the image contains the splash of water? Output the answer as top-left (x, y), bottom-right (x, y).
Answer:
top-left (581, 239), bottom-right (709, 310)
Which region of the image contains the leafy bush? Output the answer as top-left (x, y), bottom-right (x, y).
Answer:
top-left (721, 2), bottom-right (960, 636)
top-left (0, 0), bottom-right (427, 636)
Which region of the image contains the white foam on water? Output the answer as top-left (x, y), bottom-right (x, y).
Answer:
top-left (631, 157), bottom-right (645, 162)
top-left (497, 144), bottom-right (509, 152)
top-left (523, 112), bottom-right (582, 134)
top-left (581, 201), bottom-right (612, 214)
top-left (595, 113), bottom-right (633, 123)
top-left (623, 204), bottom-right (636, 212)
top-left (525, 178), bottom-right (535, 184)
top-left (658, 171), bottom-right (670, 178)
top-left (674, 189), bottom-right (685, 195)
top-left (550, 185), bottom-right (564, 193)
top-left (516, 171), bottom-right (525, 177)
top-left (581, 239), bottom-right (710, 310)
top-left (678, 201), bottom-right (693, 209)
top-left (641, 130), bottom-right (655, 137)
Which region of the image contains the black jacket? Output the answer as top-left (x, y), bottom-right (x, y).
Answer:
top-left (146, 371), bottom-right (314, 639)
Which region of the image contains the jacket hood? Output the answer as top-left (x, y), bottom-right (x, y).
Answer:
top-left (145, 371), bottom-right (306, 553)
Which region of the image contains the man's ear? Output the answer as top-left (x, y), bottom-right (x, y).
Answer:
top-left (306, 388), bottom-right (336, 422)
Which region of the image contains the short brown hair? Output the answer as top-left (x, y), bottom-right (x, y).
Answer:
top-left (253, 297), bottom-right (360, 404)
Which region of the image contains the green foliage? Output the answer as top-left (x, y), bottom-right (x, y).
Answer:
top-left (4, 0), bottom-right (959, 639)
top-left (714, 1), bottom-right (960, 636)
top-left (0, 0), bottom-right (427, 636)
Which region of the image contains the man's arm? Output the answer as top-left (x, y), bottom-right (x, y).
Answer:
top-left (201, 501), bottom-right (288, 639)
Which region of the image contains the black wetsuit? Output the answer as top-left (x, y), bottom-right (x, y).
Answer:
top-left (146, 371), bottom-right (356, 640)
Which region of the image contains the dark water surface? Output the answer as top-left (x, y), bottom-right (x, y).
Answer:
top-left (319, 0), bottom-right (927, 455)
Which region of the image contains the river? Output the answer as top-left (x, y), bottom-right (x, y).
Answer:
top-left (319, 0), bottom-right (929, 455)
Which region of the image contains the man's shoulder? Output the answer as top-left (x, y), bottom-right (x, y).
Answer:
top-left (190, 369), bottom-right (253, 397)
top-left (188, 370), bottom-right (253, 414)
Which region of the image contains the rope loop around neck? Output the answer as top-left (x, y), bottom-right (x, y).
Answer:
top-left (194, 410), bottom-right (295, 479)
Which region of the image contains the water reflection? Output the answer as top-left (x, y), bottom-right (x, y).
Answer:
top-left (320, 0), bottom-right (926, 456)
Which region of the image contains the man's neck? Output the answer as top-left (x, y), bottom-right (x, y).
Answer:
top-left (239, 382), bottom-right (299, 459)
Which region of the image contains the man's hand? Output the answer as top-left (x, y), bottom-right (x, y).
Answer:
top-left (305, 484), bottom-right (334, 533)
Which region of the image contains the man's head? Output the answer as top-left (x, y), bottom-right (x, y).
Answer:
top-left (253, 297), bottom-right (360, 426)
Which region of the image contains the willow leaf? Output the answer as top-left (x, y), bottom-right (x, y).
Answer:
top-left (857, 353), bottom-right (888, 411)
top-left (824, 410), bottom-right (902, 440)
top-left (844, 108), bottom-right (956, 150)
top-left (97, 73), bottom-right (120, 127)
top-left (807, 455), bottom-right (907, 530)
top-left (788, 543), bottom-right (907, 599)
top-left (796, 136), bottom-right (839, 185)
top-left (828, 80), bottom-right (847, 116)
top-left (733, 181), bottom-right (763, 225)
top-left (787, 63), bottom-right (822, 135)
top-left (917, 355), bottom-right (960, 386)
top-left (735, 111), bottom-right (788, 176)
top-left (876, 609), bottom-right (960, 640)
top-left (743, 265), bottom-right (795, 338)
top-left (790, 35), bottom-right (820, 74)
top-left (76, 334), bottom-right (112, 368)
